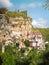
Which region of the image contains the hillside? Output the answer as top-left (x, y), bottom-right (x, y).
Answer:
top-left (32, 28), bottom-right (49, 42)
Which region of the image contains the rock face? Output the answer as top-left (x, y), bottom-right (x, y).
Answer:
top-left (0, 14), bottom-right (10, 41)
top-left (0, 11), bottom-right (32, 42)
top-left (0, 14), bottom-right (8, 34)
top-left (0, 14), bottom-right (11, 53)
top-left (7, 10), bottom-right (32, 40)
top-left (0, 11), bottom-right (45, 50)
top-left (9, 16), bottom-right (32, 39)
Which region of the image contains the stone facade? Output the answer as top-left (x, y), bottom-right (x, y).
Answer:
top-left (29, 31), bottom-right (45, 50)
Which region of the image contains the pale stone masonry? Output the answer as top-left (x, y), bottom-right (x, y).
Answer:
top-left (8, 10), bottom-right (32, 40)
top-left (0, 11), bottom-right (45, 51)
top-left (29, 30), bottom-right (45, 50)
top-left (9, 16), bottom-right (32, 39)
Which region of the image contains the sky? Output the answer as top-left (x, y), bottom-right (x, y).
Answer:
top-left (0, 0), bottom-right (49, 28)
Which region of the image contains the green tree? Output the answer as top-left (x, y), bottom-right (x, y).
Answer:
top-left (1, 52), bottom-right (15, 65)
top-left (45, 0), bottom-right (49, 10)
top-left (20, 48), bottom-right (26, 54)
top-left (38, 43), bottom-right (49, 65)
top-left (42, 52), bottom-right (49, 65)
top-left (0, 42), bottom-right (2, 52)
top-left (16, 43), bottom-right (19, 48)
top-left (0, 8), bottom-right (8, 14)
top-left (45, 43), bottom-right (49, 52)
top-left (27, 48), bottom-right (43, 65)
top-left (24, 39), bottom-right (30, 47)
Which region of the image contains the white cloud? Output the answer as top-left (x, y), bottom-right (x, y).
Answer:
top-left (32, 18), bottom-right (47, 28)
top-left (20, 2), bottom-right (42, 8)
top-left (28, 3), bottom-right (42, 8)
top-left (20, 4), bottom-right (27, 8)
top-left (0, 0), bottom-right (13, 8)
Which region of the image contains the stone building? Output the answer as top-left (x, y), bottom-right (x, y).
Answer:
top-left (29, 30), bottom-right (45, 50)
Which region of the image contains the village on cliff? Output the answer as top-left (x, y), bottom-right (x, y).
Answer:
top-left (0, 10), bottom-right (45, 53)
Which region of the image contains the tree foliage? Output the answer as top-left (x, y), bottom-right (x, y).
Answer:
top-left (38, 28), bottom-right (49, 42)
top-left (45, 0), bottom-right (49, 10)
top-left (0, 43), bottom-right (49, 65)
top-left (32, 28), bottom-right (49, 42)
top-left (0, 8), bottom-right (8, 14)
top-left (24, 39), bottom-right (30, 47)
